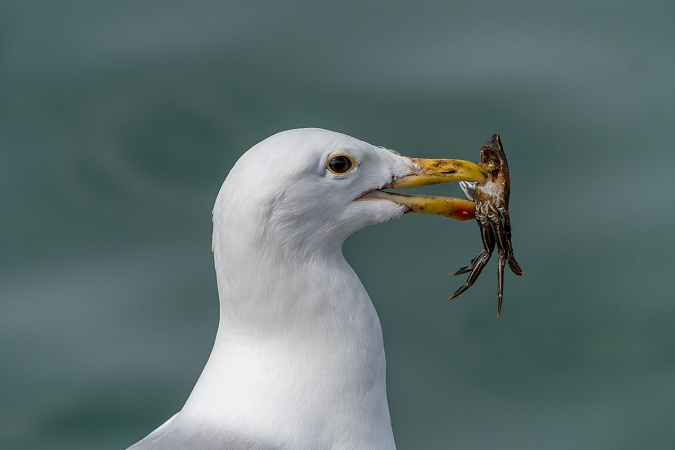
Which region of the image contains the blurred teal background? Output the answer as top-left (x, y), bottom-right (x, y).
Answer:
top-left (1, 1), bottom-right (674, 449)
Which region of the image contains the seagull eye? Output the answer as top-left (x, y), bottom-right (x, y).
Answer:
top-left (327, 155), bottom-right (355, 175)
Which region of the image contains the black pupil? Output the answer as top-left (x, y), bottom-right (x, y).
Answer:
top-left (329, 156), bottom-right (351, 173)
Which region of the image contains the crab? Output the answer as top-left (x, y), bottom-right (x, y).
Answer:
top-left (448, 134), bottom-right (523, 318)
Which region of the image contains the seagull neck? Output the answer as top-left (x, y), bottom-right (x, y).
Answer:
top-left (213, 239), bottom-right (376, 341)
top-left (181, 234), bottom-right (396, 449)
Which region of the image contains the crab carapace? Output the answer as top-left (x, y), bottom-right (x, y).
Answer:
top-left (449, 134), bottom-right (523, 318)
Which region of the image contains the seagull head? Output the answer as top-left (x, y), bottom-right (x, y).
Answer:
top-left (214, 128), bottom-right (487, 256)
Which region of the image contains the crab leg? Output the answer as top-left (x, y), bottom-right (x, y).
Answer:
top-left (447, 215), bottom-right (495, 301)
top-left (487, 206), bottom-right (508, 317)
top-left (497, 249), bottom-right (505, 317)
top-left (497, 205), bottom-right (523, 276)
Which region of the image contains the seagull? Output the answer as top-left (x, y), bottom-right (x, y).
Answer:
top-left (127, 128), bottom-right (487, 450)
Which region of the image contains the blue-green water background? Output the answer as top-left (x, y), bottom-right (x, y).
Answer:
top-left (1, 1), bottom-right (674, 449)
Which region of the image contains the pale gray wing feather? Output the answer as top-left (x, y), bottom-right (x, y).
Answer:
top-left (128, 412), bottom-right (286, 450)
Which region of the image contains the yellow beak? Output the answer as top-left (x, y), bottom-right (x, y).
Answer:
top-left (392, 158), bottom-right (489, 188)
top-left (359, 157), bottom-right (488, 221)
